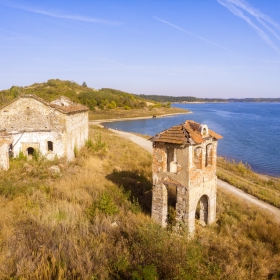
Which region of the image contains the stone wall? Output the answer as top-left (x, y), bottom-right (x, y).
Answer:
top-left (65, 111), bottom-right (88, 161)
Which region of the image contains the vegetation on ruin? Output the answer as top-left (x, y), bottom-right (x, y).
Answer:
top-left (0, 125), bottom-right (280, 279)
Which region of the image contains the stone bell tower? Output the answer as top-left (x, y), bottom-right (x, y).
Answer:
top-left (150, 120), bottom-right (222, 234)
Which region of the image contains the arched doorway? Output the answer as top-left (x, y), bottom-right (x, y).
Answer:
top-left (195, 195), bottom-right (209, 226)
top-left (27, 147), bottom-right (34, 159)
top-left (167, 184), bottom-right (177, 226)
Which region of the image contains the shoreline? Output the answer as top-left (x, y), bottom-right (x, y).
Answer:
top-left (89, 113), bottom-right (279, 179)
top-left (89, 111), bottom-right (192, 126)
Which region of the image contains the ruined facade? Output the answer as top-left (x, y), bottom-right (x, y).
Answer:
top-left (150, 120), bottom-right (222, 234)
top-left (0, 95), bottom-right (88, 167)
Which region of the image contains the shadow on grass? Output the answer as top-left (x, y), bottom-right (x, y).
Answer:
top-left (106, 170), bottom-right (152, 214)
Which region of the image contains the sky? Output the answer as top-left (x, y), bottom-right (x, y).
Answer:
top-left (1, 0), bottom-right (280, 98)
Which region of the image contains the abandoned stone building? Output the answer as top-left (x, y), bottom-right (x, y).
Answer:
top-left (0, 94), bottom-right (88, 170)
top-left (150, 120), bottom-right (222, 234)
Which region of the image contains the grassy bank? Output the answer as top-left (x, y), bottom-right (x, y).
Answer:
top-left (0, 125), bottom-right (280, 279)
top-left (217, 157), bottom-right (280, 208)
top-left (89, 106), bottom-right (189, 120)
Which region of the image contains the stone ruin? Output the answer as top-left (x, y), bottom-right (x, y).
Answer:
top-left (150, 120), bottom-right (222, 234)
top-left (0, 94), bottom-right (89, 170)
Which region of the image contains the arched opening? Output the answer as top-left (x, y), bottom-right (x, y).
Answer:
top-left (206, 144), bottom-right (213, 167)
top-left (194, 147), bottom-right (203, 169)
top-left (47, 141), bottom-right (53, 152)
top-left (195, 195), bottom-right (209, 226)
top-left (167, 184), bottom-right (177, 227)
top-left (27, 147), bottom-right (34, 159)
top-left (166, 147), bottom-right (174, 172)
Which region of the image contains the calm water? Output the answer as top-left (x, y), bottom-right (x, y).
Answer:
top-left (103, 103), bottom-right (280, 177)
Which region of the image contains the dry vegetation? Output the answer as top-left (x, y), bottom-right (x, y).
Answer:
top-left (217, 157), bottom-right (280, 207)
top-left (0, 126), bottom-right (280, 279)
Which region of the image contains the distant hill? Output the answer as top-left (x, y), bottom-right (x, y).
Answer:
top-left (138, 94), bottom-right (280, 103)
top-left (0, 79), bottom-right (149, 111)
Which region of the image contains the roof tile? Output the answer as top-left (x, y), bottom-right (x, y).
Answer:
top-left (150, 120), bottom-right (222, 145)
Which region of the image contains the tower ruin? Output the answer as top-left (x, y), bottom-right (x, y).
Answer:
top-left (150, 120), bottom-right (222, 234)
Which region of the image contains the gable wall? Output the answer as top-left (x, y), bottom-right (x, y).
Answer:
top-left (0, 98), bottom-right (66, 133)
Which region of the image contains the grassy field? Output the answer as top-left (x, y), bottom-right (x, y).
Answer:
top-left (0, 125), bottom-right (280, 279)
top-left (89, 106), bottom-right (189, 120)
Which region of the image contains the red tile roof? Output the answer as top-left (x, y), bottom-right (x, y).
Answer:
top-left (150, 120), bottom-right (222, 145)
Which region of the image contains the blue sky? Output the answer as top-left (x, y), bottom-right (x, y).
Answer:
top-left (1, 0), bottom-right (280, 98)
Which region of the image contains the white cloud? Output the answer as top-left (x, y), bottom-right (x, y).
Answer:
top-left (154, 16), bottom-right (238, 55)
top-left (3, 3), bottom-right (121, 25)
top-left (217, 0), bottom-right (280, 53)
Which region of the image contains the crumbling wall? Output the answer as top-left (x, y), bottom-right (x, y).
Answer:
top-left (0, 132), bottom-right (13, 170)
top-left (65, 111), bottom-right (88, 160)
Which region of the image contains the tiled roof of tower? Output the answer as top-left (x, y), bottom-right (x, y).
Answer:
top-left (150, 120), bottom-right (223, 145)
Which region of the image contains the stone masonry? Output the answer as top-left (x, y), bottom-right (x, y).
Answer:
top-left (150, 120), bottom-right (222, 234)
top-left (0, 94), bottom-right (88, 168)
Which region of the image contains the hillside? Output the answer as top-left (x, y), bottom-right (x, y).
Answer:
top-left (0, 79), bottom-right (149, 111)
top-left (0, 125), bottom-right (280, 279)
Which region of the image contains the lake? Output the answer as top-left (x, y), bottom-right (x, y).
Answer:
top-left (103, 103), bottom-right (280, 177)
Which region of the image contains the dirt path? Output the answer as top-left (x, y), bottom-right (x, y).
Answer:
top-left (109, 128), bottom-right (280, 222)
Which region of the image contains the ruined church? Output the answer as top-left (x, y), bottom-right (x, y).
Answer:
top-left (0, 94), bottom-right (88, 170)
top-left (150, 120), bottom-right (222, 233)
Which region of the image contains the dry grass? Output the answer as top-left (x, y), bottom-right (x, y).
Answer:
top-left (0, 126), bottom-right (279, 279)
top-left (217, 157), bottom-right (280, 207)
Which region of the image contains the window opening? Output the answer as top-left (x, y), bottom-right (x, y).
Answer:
top-left (203, 128), bottom-right (207, 136)
top-left (206, 144), bottom-right (213, 167)
top-left (167, 147), bottom-right (174, 172)
top-left (48, 141), bottom-right (53, 151)
top-left (194, 147), bottom-right (202, 169)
